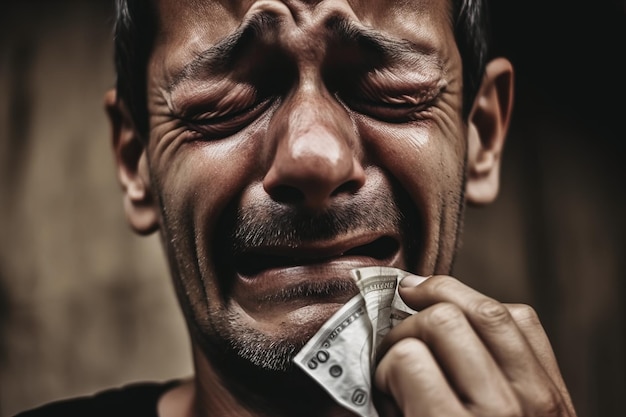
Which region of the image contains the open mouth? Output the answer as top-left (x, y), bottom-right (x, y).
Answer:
top-left (235, 236), bottom-right (399, 277)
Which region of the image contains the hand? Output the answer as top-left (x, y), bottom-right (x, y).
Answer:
top-left (374, 275), bottom-right (577, 417)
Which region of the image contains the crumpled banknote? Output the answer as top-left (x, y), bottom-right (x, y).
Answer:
top-left (293, 266), bottom-right (427, 417)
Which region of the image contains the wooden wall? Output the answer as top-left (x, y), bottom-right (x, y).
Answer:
top-left (0, 3), bottom-right (193, 416)
top-left (1, 1), bottom-right (624, 416)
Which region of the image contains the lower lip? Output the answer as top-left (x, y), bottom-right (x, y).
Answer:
top-left (233, 255), bottom-right (397, 309)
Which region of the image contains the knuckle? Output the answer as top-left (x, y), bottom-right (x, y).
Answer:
top-left (385, 337), bottom-right (428, 364)
top-left (380, 339), bottom-right (431, 382)
top-left (533, 388), bottom-right (566, 417)
top-left (470, 398), bottom-right (522, 417)
top-left (377, 338), bottom-right (432, 396)
top-left (508, 303), bottom-right (541, 327)
top-left (471, 298), bottom-right (511, 328)
top-left (425, 302), bottom-right (465, 329)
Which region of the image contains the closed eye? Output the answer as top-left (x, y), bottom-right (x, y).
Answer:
top-left (181, 98), bottom-right (273, 140)
top-left (341, 95), bottom-right (435, 123)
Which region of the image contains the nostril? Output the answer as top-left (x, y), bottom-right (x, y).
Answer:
top-left (269, 185), bottom-right (305, 204)
top-left (331, 179), bottom-right (362, 197)
top-left (263, 146), bottom-right (366, 207)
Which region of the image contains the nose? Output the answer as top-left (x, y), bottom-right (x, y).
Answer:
top-left (263, 91), bottom-right (365, 209)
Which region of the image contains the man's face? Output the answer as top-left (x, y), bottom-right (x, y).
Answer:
top-left (143, 0), bottom-right (465, 370)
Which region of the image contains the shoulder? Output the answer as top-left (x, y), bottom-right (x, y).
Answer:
top-left (14, 380), bottom-right (182, 417)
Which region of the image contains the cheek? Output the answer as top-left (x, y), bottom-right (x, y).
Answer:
top-left (357, 120), bottom-right (464, 207)
top-left (357, 119), bottom-right (467, 272)
top-left (158, 142), bottom-right (249, 217)
top-left (153, 125), bottom-right (267, 229)
top-left (150, 135), bottom-right (263, 310)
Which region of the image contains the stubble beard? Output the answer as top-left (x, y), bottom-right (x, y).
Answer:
top-left (164, 174), bottom-right (467, 375)
top-left (202, 309), bottom-right (307, 372)
top-left (199, 184), bottom-right (422, 373)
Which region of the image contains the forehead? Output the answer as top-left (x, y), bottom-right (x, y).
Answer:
top-left (151, 0), bottom-right (457, 76)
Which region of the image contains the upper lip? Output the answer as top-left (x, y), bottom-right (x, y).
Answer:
top-left (234, 233), bottom-right (400, 276)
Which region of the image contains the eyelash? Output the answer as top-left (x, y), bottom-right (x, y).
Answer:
top-left (181, 98), bottom-right (272, 140)
top-left (340, 95), bottom-right (435, 123)
top-left (354, 96), bottom-right (433, 120)
top-left (177, 86), bottom-right (435, 141)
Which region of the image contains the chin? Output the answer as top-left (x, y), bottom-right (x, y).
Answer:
top-left (191, 300), bottom-right (339, 373)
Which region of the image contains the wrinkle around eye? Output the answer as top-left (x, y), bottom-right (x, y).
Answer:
top-left (335, 67), bottom-right (447, 123)
top-left (340, 86), bottom-right (443, 124)
top-left (178, 97), bottom-right (275, 141)
top-left (350, 102), bottom-right (434, 124)
top-left (359, 71), bottom-right (444, 104)
top-left (169, 80), bottom-right (259, 118)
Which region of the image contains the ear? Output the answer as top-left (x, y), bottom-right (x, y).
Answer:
top-left (104, 89), bottom-right (159, 235)
top-left (465, 57), bottom-right (514, 205)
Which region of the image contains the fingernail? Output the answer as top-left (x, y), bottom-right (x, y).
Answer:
top-left (399, 274), bottom-right (429, 288)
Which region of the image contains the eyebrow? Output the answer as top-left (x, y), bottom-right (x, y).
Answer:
top-left (325, 16), bottom-right (439, 67)
top-left (167, 12), bottom-right (280, 93)
top-left (167, 13), bottom-right (440, 93)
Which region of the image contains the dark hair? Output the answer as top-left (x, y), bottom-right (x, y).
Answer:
top-left (113, 0), bottom-right (491, 137)
top-left (113, 0), bottom-right (156, 137)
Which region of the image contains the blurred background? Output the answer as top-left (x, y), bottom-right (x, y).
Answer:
top-left (0, 1), bottom-right (624, 416)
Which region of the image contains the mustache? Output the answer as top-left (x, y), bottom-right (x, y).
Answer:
top-left (229, 190), bottom-right (404, 254)
top-left (211, 181), bottom-right (423, 298)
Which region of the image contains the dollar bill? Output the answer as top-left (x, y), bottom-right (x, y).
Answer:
top-left (293, 294), bottom-right (377, 416)
top-left (351, 266), bottom-right (419, 360)
top-left (294, 266), bottom-right (425, 417)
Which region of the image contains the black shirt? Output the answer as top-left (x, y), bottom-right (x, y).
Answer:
top-left (14, 380), bottom-right (181, 417)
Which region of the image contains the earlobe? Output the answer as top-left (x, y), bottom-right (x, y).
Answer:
top-left (104, 89), bottom-right (159, 235)
top-left (465, 57), bottom-right (514, 205)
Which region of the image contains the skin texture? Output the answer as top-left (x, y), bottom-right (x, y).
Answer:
top-left (105, 0), bottom-right (576, 416)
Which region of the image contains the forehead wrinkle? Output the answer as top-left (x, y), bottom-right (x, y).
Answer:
top-left (166, 11), bottom-right (282, 93)
top-left (165, 5), bottom-right (446, 95)
top-left (324, 15), bottom-right (444, 72)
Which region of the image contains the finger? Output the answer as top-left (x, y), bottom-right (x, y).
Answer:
top-left (378, 302), bottom-right (520, 415)
top-left (507, 304), bottom-right (577, 415)
top-left (399, 275), bottom-right (573, 416)
top-left (375, 337), bottom-right (469, 417)
top-left (398, 276), bottom-right (545, 376)
top-left (505, 304), bottom-right (562, 380)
